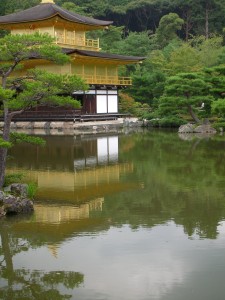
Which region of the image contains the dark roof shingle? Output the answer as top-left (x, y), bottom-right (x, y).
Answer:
top-left (0, 3), bottom-right (113, 26)
top-left (63, 49), bottom-right (146, 62)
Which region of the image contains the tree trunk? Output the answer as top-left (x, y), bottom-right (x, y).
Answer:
top-left (205, 6), bottom-right (209, 39)
top-left (183, 8), bottom-right (192, 42)
top-left (0, 148), bottom-right (8, 189)
top-left (0, 109), bottom-right (12, 189)
top-left (187, 105), bottom-right (200, 123)
top-left (0, 227), bottom-right (14, 288)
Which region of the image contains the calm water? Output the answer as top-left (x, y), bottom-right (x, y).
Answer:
top-left (1, 130), bottom-right (225, 300)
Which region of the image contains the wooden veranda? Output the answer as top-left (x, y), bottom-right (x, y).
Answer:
top-left (0, 108), bottom-right (128, 122)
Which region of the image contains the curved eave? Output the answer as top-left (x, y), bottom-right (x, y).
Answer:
top-left (0, 3), bottom-right (113, 28)
top-left (65, 49), bottom-right (146, 64)
top-left (0, 17), bottom-right (112, 31)
top-left (0, 15), bottom-right (113, 30)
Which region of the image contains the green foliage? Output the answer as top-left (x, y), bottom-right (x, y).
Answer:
top-left (128, 71), bottom-right (166, 105)
top-left (166, 44), bottom-right (203, 74)
top-left (204, 65), bottom-right (225, 99)
top-left (10, 133), bottom-right (46, 146)
top-left (165, 72), bottom-right (211, 99)
top-left (87, 26), bottom-right (123, 52)
top-left (119, 92), bottom-right (136, 114)
top-left (154, 13), bottom-right (184, 49)
top-left (0, 87), bottom-right (15, 102)
top-left (119, 92), bottom-right (151, 118)
top-left (6, 69), bottom-right (85, 111)
top-left (0, 32), bottom-right (87, 189)
top-left (158, 72), bottom-right (214, 123)
top-left (61, 1), bottom-right (90, 16)
top-left (4, 173), bottom-right (24, 187)
top-left (0, 33), bottom-right (69, 67)
top-left (150, 116), bottom-right (186, 128)
top-left (150, 35), bottom-right (223, 77)
top-left (27, 182), bottom-right (38, 199)
top-left (211, 99), bottom-right (225, 117)
top-left (191, 35), bottom-right (224, 67)
top-left (3, 0), bottom-right (225, 40)
top-left (111, 31), bottom-right (154, 56)
top-left (212, 120), bottom-right (225, 130)
top-left (0, 137), bottom-right (12, 148)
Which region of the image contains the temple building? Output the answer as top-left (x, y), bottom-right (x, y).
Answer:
top-left (0, 0), bottom-right (145, 120)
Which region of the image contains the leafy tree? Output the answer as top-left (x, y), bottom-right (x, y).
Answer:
top-left (197, 0), bottom-right (225, 38)
top-left (61, 1), bottom-right (91, 16)
top-left (119, 92), bottom-right (136, 114)
top-left (154, 13), bottom-right (184, 49)
top-left (191, 35), bottom-right (224, 67)
top-left (158, 72), bottom-right (213, 123)
top-left (119, 92), bottom-right (150, 118)
top-left (0, 33), bottom-right (87, 189)
top-left (169, 0), bottom-right (200, 41)
top-left (87, 26), bottom-right (123, 52)
top-left (112, 31), bottom-right (154, 56)
top-left (166, 43), bottom-right (203, 75)
top-left (128, 71), bottom-right (166, 105)
top-left (4, 0), bottom-right (39, 14)
top-left (150, 43), bottom-right (202, 75)
top-left (205, 65), bottom-right (225, 98)
top-left (205, 65), bottom-right (225, 117)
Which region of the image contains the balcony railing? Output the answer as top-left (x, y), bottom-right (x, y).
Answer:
top-left (56, 36), bottom-right (99, 50)
top-left (77, 74), bottom-right (132, 85)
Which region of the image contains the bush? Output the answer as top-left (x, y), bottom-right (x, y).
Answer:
top-left (212, 120), bottom-right (225, 131)
top-left (119, 92), bottom-right (136, 114)
top-left (150, 116), bottom-right (186, 128)
top-left (27, 182), bottom-right (38, 199)
top-left (119, 92), bottom-right (151, 118)
top-left (4, 173), bottom-right (24, 187)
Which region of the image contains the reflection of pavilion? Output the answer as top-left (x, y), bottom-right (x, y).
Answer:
top-left (8, 135), bottom-right (138, 205)
top-left (12, 162), bottom-right (135, 202)
top-left (8, 135), bottom-right (137, 202)
top-left (34, 198), bottom-right (104, 224)
top-left (74, 136), bottom-right (118, 169)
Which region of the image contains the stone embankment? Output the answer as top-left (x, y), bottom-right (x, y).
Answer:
top-left (0, 183), bottom-right (34, 217)
top-left (178, 123), bottom-right (217, 134)
top-left (0, 118), bottom-right (143, 135)
top-left (178, 123), bottom-right (217, 140)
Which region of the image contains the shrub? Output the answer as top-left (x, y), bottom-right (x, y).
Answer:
top-left (150, 116), bottom-right (186, 128)
top-left (27, 182), bottom-right (38, 199)
top-left (4, 173), bottom-right (24, 187)
top-left (212, 121), bottom-right (225, 131)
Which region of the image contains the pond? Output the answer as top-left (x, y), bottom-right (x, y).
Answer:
top-left (1, 129), bottom-right (225, 300)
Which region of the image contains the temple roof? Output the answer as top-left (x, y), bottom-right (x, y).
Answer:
top-left (0, 2), bottom-right (113, 27)
top-left (63, 49), bottom-right (146, 62)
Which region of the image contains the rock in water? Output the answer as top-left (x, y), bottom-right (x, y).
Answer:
top-left (178, 124), bottom-right (195, 133)
top-left (3, 195), bottom-right (34, 214)
top-left (194, 125), bottom-right (217, 134)
top-left (10, 183), bottom-right (28, 197)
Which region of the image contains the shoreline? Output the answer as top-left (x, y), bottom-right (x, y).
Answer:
top-left (1, 118), bottom-right (144, 136)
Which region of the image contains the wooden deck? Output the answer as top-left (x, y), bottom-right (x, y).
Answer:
top-left (1, 110), bottom-right (129, 122)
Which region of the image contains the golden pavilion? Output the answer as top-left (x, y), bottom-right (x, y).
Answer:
top-left (0, 0), bottom-right (144, 119)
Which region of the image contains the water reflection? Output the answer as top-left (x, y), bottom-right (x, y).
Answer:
top-left (6, 131), bottom-right (225, 239)
top-left (34, 198), bottom-right (104, 224)
top-left (2, 130), bottom-right (225, 299)
top-left (0, 221), bottom-right (84, 299)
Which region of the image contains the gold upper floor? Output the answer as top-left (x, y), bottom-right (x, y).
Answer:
top-left (11, 23), bottom-right (100, 51)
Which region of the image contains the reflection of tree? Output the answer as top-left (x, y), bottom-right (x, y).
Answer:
top-left (109, 131), bottom-right (225, 239)
top-left (0, 224), bottom-right (84, 300)
top-left (5, 131), bottom-right (225, 240)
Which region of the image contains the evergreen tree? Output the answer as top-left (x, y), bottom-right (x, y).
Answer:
top-left (0, 33), bottom-right (87, 188)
